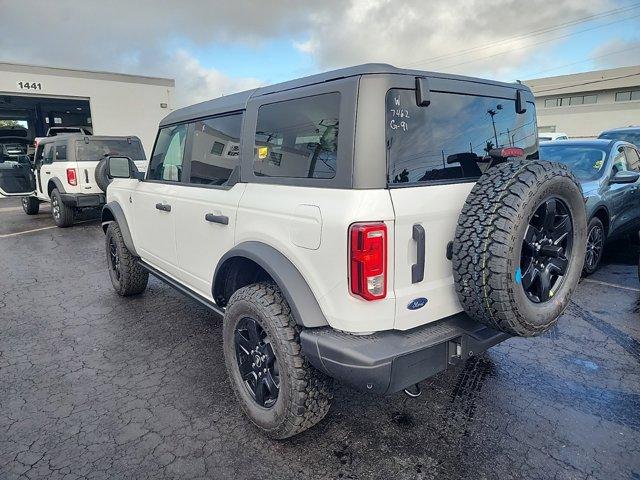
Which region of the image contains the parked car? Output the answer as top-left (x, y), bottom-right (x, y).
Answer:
top-left (0, 134), bottom-right (147, 227)
top-left (539, 132), bottom-right (568, 141)
top-left (99, 64), bottom-right (587, 438)
top-left (598, 127), bottom-right (640, 149)
top-left (539, 139), bottom-right (640, 274)
top-left (45, 126), bottom-right (92, 137)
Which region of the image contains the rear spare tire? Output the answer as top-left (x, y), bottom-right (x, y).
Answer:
top-left (94, 157), bottom-right (111, 192)
top-left (452, 160), bottom-right (587, 337)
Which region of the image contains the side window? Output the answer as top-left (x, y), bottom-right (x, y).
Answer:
top-left (611, 148), bottom-right (629, 174)
top-left (624, 147), bottom-right (640, 171)
top-left (34, 145), bottom-right (44, 163)
top-left (147, 124), bottom-right (188, 182)
top-left (254, 93), bottom-right (340, 179)
top-left (189, 113), bottom-right (242, 185)
top-left (43, 144), bottom-right (54, 164)
top-left (55, 144), bottom-right (67, 161)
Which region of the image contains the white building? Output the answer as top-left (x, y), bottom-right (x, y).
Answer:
top-left (0, 63), bottom-right (175, 155)
top-left (525, 65), bottom-right (640, 138)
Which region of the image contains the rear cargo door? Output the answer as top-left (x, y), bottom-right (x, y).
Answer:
top-left (0, 152), bottom-right (35, 197)
top-left (387, 77), bottom-right (538, 330)
top-left (75, 137), bottom-right (147, 193)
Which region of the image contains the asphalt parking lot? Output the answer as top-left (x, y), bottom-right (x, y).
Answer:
top-left (1, 197), bottom-right (639, 480)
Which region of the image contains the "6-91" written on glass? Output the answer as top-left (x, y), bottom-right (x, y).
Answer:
top-left (16, 81), bottom-right (43, 91)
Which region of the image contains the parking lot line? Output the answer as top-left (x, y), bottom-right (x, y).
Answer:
top-left (582, 278), bottom-right (640, 293)
top-left (0, 225), bottom-right (58, 238)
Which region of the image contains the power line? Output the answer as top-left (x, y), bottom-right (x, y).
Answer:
top-left (532, 72), bottom-right (640, 94)
top-left (400, 2), bottom-right (640, 69)
top-left (437, 12), bottom-right (640, 72)
top-left (516, 44), bottom-right (640, 82)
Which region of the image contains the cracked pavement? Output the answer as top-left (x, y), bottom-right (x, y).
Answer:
top-left (1, 197), bottom-right (639, 479)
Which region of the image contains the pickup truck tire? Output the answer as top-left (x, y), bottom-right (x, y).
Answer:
top-left (105, 222), bottom-right (149, 296)
top-left (50, 188), bottom-right (74, 228)
top-left (94, 158), bottom-right (111, 193)
top-left (222, 282), bottom-right (333, 439)
top-left (22, 196), bottom-right (39, 215)
top-left (452, 160), bottom-right (587, 337)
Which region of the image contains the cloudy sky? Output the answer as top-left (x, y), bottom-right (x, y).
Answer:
top-left (1, 0), bottom-right (639, 107)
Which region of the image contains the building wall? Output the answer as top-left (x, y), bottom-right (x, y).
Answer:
top-left (534, 89), bottom-right (640, 137)
top-left (0, 64), bottom-right (174, 155)
top-left (525, 65), bottom-right (640, 138)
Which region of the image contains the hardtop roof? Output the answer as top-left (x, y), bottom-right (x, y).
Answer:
top-left (160, 63), bottom-right (524, 127)
top-left (37, 134), bottom-right (142, 144)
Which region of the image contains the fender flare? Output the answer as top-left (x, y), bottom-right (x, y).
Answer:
top-left (213, 241), bottom-right (329, 328)
top-left (47, 177), bottom-right (66, 195)
top-left (101, 201), bottom-right (139, 257)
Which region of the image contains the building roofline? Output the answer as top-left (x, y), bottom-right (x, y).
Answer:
top-left (0, 62), bottom-right (175, 87)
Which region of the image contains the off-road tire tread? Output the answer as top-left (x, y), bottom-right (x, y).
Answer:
top-left (22, 196), bottom-right (39, 215)
top-left (51, 188), bottom-right (74, 228)
top-left (452, 160), bottom-right (582, 336)
top-left (225, 282), bottom-right (333, 439)
top-left (106, 222), bottom-right (148, 296)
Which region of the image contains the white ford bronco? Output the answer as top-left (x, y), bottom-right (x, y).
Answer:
top-left (0, 134), bottom-right (146, 227)
top-left (99, 64), bottom-right (587, 439)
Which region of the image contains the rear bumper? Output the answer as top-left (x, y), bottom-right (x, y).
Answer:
top-left (60, 193), bottom-right (105, 208)
top-left (300, 313), bottom-right (510, 394)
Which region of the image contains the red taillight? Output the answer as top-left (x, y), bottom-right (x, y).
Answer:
top-left (499, 147), bottom-right (525, 158)
top-left (349, 222), bottom-right (387, 301)
top-left (66, 168), bottom-right (77, 186)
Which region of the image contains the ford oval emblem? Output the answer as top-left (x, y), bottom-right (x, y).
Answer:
top-left (407, 297), bottom-right (428, 310)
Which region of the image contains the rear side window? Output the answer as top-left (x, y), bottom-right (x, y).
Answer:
top-left (254, 93), bottom-right (339, 179)
top-left (55, 144), bottom-right (67, 161)
top-left (76, 139), bottom-right (146, 162)
top-left (147, 124), bottom-right (187, 182)
top-left (386, 89), bottom-right (538, 185)
top-left (189, 113), bottom-right (242, 185)
top-left (625, 147), bottom-right (640, 171)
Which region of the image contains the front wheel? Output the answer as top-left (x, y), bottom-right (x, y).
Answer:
top-left (21, 196), bottom-right (39, 215)
top-left (105, 222), bottom-right (148, 296)
top-left (222, 282), bottom-right (333, 439)
top-left (583, 217), bottom-right (605, 276)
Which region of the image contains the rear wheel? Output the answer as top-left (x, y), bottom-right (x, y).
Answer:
top-left (222, 282), bottom-right (332, 439)
top-left (50, 188), bottom-right (74, 227)
top-left (583, 217), bottom-right (605, 276)
top-left (105, 222), bottom-right (148, 296)
top-left (21, 196), bottom-right (39, 215)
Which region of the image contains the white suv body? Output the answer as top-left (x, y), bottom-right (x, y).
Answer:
top-left (0, 134), bottom-right (147, 226)
top-left (100, 64), bottom-right (586, 437)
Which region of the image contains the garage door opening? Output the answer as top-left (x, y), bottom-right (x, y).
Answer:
top-left (0, 94), bottom-right (92, 146)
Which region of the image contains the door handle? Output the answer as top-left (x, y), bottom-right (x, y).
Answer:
top-left (205, 213), bottom-right (229, 225)
top-left (411, 224), bottom-right (425, 284)
top-left (155, 203), bottom-right (171, 212)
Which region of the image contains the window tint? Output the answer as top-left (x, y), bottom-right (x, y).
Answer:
top-left (76, 139), bottom-right (145, 162)
top-left (55, 144), bottom-right (67, 161)
top-left (611, 149), bottom-right (629, 174)
top-left (189, 114), bottom-right (242, 185)
top-left (147, 124), bottom-right (188, 182)
top-left (624, 147), bottom-right (640, 171)
top-left (386, 89), bottom-right (537, 185)
top-left (254, 93), bottom-right (339, 179)
top-left (539, 144), bottom-right (606, 181)
top-left (43, 144), bottom-right (54, 164)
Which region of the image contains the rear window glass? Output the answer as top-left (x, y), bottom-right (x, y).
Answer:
top-left (254, 93), bottom-right (339, 179)
top-left (598, 130), bottom-right (640, 148)
top-left (539, 144), bottom-right (607, 181)
top-left (386, 89), bottom-right (538, 185)
top-left (76, 139), bottom-right (146, 162)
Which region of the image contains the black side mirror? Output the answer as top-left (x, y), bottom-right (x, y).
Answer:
top-left (610, 170), bottom-right (640, 184)
top-left (107, 156), bottom-right (134, 179)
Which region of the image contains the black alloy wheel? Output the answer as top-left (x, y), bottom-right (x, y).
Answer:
top-left (108, 236), bottom-right (121, 281)
top-left (585, 223), bottom-right (604, 272)
top-left (520, 198), bottom-right (574, 303)
top-left (234, 317), bottom-right (280, 408)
